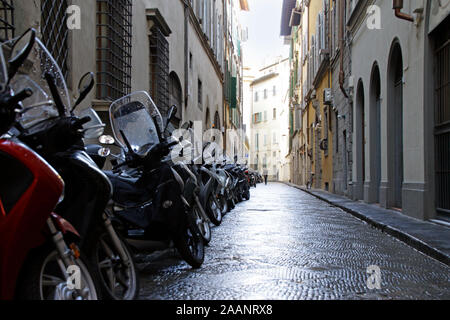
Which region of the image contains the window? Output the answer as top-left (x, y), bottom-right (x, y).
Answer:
top-left (273, 132), bottom-right (277, 144)
top-left (198, 79), bottom-right (203, 109)
top-left (264, 111), bottom-right (268, 122)
top-left (253, 112), bottom-right (262, 124)
top-left (0, 0), bottom-right (14, 41)
top-left (149, 25), bottom-right (170, 115)
top-left (96, 0), bottom-right (132, 101)
top-left (255, 91), bottom-right (258, 102)
top-left (273, 108), bottom-right (277, 120)
top-left (255, 134), bottom-right (259, 151)
top-left (273, 85), bottom-right (277, 96)
top-left (264, 134), bottom-right (267, 146)
top-left (42, 0), bottom-right (69, 79)
top-left (264, 89), bottom-right (268, 99)
top-left (189, 52), bottom-right (193, 69)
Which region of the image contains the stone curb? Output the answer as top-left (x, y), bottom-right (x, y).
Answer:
top-left (285, 183), bottom-right (450, 267)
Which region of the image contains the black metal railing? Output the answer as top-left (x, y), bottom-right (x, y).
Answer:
top-left (96, 0), bottom-right (132, 101)
top-left (41, 0), bottom-right (69, 79)
top-left (0, 0), bottom-right (14, 41)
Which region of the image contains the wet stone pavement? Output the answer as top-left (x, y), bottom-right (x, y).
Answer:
top-left (138, 183), bottom-right (450, 300)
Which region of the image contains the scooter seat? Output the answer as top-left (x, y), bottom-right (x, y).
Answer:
top-left (104, 171), bottom-right (151, 207)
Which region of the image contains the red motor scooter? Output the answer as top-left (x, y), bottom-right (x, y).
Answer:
top-left (0, 29), bottom-right (98, 300)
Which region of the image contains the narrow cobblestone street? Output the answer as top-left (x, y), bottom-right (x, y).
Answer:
top-left (138, 184), bottom-right (450, 300)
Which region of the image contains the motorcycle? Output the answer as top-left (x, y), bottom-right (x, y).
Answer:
top-left (0, 29), bottom-right (98, 300)
top-left (4, 31), bottom-right (139, 300)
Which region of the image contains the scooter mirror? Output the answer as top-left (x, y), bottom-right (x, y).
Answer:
top-left (164, 105), bottom-right (178, 133)
top-left (8, 28), bottom-right (36, 81)
top-left (72, 72), bottom-right (95, 112)
top-left (99, 135), bottom-right (115, 145)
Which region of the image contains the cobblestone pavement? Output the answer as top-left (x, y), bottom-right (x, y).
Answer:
top-left (138, 183), bottom-right (450, 300)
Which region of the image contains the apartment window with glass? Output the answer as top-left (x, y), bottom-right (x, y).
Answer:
top-left (0, 0), bottom-right (14, 41)
top-left (253, 112), bottom-right (262, 124)
top-left (273, 85), bottom-right (277, 96)
top-left (264, 89), bottom-right (268, 99)
top-left (273, 108), bottom-right (277, 120)
top-left (96, 0), bottom-right (132, 101)
top-left (255, 91), bottom-right (258, 102)
top-left (41, 0), bottom-right (69, 79)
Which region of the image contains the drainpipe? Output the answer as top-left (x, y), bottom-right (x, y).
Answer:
top-left (184, 0), bottom-right (189, 110)
top-left (393, 0), bottom-right (414, 22)
top-left (339, 0), bottom-right (348, 99)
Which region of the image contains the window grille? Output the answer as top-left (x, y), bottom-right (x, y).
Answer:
top-left (149, 25), bottom-right (169, 115)
top-left (96, 0), bottom-right (132, 101)
top-left (41, 0), bottom-right (69, 79)
top-left (434, 18), bottom-right (450, 215)
top-left (0, 0), bottom-right (14, 41)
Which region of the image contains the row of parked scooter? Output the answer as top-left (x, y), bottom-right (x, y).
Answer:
top-left (0, 29), bottom-right (255, 300)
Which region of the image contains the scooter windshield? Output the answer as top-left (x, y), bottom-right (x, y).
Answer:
top-left (110, 91), bottom-right (163, 156)
top-left (0, 45), bottom-right (7, 91)
top-left (10, 75), bottom-right (57, 131)
top-left (2, 37), bottom-right (71, 122)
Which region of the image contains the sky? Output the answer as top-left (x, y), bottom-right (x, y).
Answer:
top-left (240, 0), bottom-right (290, 72)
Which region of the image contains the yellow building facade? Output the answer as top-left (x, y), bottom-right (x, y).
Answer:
top-left (285, 0), bottom-right (334, 191)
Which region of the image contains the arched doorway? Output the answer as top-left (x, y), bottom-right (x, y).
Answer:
top-left (387, 41), bottom-right (404, 209)
top-left (355, 79), bottom-right (365, 200)
top-left (369, 63), bottom-right (381, 203)
top-left (169, 72), bottom-right (183, 128)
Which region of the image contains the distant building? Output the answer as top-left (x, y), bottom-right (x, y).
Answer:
top-left (250, 57), bottom-right (291, 182)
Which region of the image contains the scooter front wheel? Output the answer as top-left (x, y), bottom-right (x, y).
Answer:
top-left (206, 195), bottom-right (223, 226)
top-left (16, 245), bottom-right (99, 300)
top-left (174, 219), bottom-right (205, 269)
top-left (89, 232), bottom-right (140, 300)
top-left (192, 204), bottom-right (212, 244)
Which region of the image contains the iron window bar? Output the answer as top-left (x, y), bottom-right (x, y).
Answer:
top-left (96, 0), bottom-right (132, 101)
top-left (0, 0), bottom-right (14, 41)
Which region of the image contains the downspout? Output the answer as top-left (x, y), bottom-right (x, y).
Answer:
top-left (393, 0), bottom-right (414, 22)
top-left (339, 0), bottom-right (349, 99)
top-left (184, 0), bottom-right (189, 111)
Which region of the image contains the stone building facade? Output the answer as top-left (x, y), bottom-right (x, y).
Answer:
top-left (250, 57), bottom-right (291, 182)
top-left (282, 0), bottom-right (450, 223)
top-left (4, 0), bottom-right (248, 155)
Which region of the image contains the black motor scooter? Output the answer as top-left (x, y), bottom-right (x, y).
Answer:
top-left (102, 92), bottom-right (205, 269)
